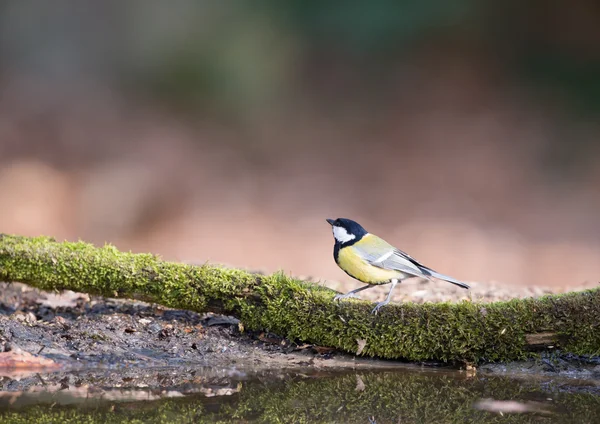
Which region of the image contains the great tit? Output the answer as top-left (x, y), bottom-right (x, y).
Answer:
top-left (326, 218), bottom-right (470, 314)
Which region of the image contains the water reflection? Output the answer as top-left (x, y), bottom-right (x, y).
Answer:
top-left (0, 366), bottom-right (598, 423)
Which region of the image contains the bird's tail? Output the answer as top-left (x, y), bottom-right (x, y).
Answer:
top-left (425, 270), bottom-right (470, 289)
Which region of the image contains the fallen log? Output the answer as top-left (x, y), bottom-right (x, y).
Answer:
top-left (0, 234), bottom-right (598, 363)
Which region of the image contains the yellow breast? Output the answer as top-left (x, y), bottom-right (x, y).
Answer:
top-left (337, 245), bottom-right (402, 284)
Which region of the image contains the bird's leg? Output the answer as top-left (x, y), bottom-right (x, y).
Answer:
top-left (371, 279), bottom-right (399, 315)
top-left (333, 284), bottom-right (373, 302)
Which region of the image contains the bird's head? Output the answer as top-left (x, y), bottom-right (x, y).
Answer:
top-left (326, 218), bottom-right (368, 245)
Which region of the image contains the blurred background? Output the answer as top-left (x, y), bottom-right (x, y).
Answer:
top-left (1, 1), bottom-right (599, 292)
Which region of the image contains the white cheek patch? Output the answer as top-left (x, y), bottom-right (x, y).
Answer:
top-left (332, 226), bottom-right (356, 243)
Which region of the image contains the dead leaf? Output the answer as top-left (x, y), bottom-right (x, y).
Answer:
top-left (464, 363), bottom-right (477, 377)
top-left (355, 375), bottom-right (365, 392)
top-left (356, 339), bottom-right (367, 355)
top-left (295, 344), bottom-right (312, 351)
top-left (474, 398), bottom-right (553, 415)
top-left (0, 351), bottom-right (60, 370)
top-left (39, 291), bottom-right (89, 308)
top-left (258, 333), bottom-right (281, 344)
top-left (312, 346), bottom-right (335, 355)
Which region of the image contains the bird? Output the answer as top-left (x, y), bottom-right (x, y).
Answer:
top-left (326, 218), bottom-right (470, 314)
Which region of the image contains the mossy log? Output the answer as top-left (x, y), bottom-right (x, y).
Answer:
top-left (0, 234), bottom-right (599, 363)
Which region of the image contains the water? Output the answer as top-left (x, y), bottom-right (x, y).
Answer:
top-left (0, 366), bottom-right (599, 423)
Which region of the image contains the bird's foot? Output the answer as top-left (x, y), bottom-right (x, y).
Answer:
top-left (333, 292), bottom-right (358, 302)
top-left (371, 300), bottom-right (390, 315)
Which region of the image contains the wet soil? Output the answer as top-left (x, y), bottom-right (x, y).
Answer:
top-left (0, 282), bottom-right (405, 371)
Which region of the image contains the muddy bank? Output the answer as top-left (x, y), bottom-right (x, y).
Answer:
top-left (0, 282), bottom-right (406, 370)
top-left (1, 281), bottom-right (599, 389)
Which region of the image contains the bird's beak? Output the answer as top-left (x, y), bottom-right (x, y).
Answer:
top-left (326, 218), bottom-right (335, 226)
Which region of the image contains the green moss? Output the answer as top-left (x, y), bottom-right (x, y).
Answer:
top-left (0, 397), bottom-right (207, 424)
top-left (1, 234), bottom-right (600, 363)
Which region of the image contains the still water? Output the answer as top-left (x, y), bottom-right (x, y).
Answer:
top-left (0, 365), bottom-right (598, 423)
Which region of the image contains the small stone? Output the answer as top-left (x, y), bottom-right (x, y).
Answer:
top-left (13, 312), bottom-right (26, 322)
top-left (148, 323), bottom-right (162, 333)
top-left (25, 312), bottom-right (37, 324)
top-left (356, 339), bottom-right (367, 356)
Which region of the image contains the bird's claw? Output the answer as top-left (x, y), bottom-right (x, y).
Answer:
top-left (371, 301), bottom-right (389, 315)
top-left (333, 292), bottom-right (358, 302)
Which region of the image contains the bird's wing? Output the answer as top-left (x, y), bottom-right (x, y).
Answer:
top-left (352, 235), bottom-right (427, 278)
top-left (354, 235), bottom-right (470, 289)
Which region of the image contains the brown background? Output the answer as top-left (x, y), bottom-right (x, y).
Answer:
top-left (1, 2), bottom-right (600, 294)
